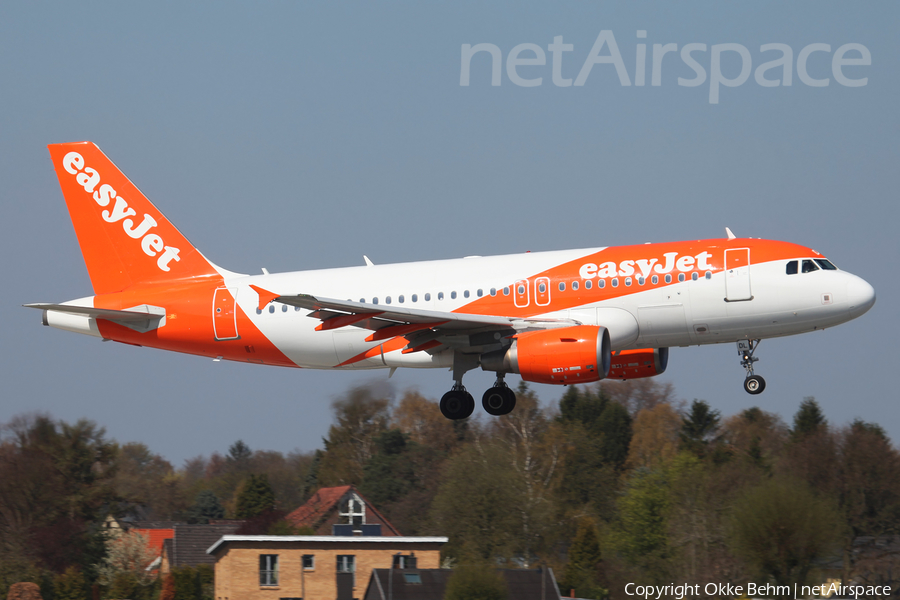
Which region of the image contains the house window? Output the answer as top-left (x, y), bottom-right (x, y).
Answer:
top-left (336, 555), bottom-right (355, 575)
top-left (393, 554), bottom-right (417, 569)
top-left (259, 555), bottom-right (278, 586)
top-left (339, 495), bottom-right (365, 527)
top-left (302, 555), bottom-right (314, 570)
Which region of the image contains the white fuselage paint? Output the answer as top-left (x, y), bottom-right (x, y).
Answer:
top-left (213, 247), bottom-right (872, 371)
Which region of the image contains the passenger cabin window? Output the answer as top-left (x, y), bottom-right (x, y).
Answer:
top-left (559, 282), bottom-right (566, 291)
top-left (572, 281), bottom-right (579, 291)
top-left (282, 305), bottom-right (287, 312)
top-left (490, 288), bottom-right (497, 296)
top-left (802, 259), bottom-right (819, 273)
top-left (598, 279), bottom-right (605, 288)
top-left (386, 296), bottom-right (392, 304)
top-left (652, 275), bottom-right (659, 284)
top-left (451, 291), bottom-right (457, 300)
top-left (585, 280), bottom-right (592, 289)
top-left (786, 260), bottom-right (798, 275)
top-left (425, 293), bottom-right (431, 301)
top-left (503, 287), bottom-right (510, 296)
top-left (464, 290), bottom-right (470, 298)
top-left (268, 305), bottom-right (275, 314)
top-left (477, 289), bottom-right (483, 297)
top-left (412, 294), bottom-right (417, 302)
top-left (538, 282), bottom-right (547, 293)
top-left (665, 274), bottom-right (672, 284)
top-left (816, 259), bottom-right (837, 270)
top-left (438, 292), bottom-right (444, 300)
top-left (399, 295), bottom-right (405, 303)
top-left (691, 272), bottom-right (698, 281)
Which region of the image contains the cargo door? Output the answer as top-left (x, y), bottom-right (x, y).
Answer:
top-left (213, 287), bottom-right (239, 340)
top-left (724, 248), bottom-right (752, 302)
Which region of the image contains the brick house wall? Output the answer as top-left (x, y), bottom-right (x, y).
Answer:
top-left (210, 536), bottom-right (445, 600)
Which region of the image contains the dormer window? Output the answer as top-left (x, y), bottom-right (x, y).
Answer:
top-left (339, 494), bottom-right (365, 529)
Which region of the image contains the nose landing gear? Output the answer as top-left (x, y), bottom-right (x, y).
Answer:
top-left (738, 339), bottom-right (766, 395)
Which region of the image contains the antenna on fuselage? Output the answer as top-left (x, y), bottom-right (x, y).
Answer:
top-left (364, 256), bottom-right (374, 267)
top-left (725, 227), bottom-right (736, 240)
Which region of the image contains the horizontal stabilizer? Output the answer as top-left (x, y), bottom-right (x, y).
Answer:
top-left (24, 303), bottom-right (166, 333)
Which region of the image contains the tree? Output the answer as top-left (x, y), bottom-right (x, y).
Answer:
top-left (95, 531), bottom-right (157, 588)
top-left (562, 519), bottom-right (606, 599)
top-left (609, 467), bottom-right (672, 578)
top-left (158, 574), bottom-right (174, 600)
top-left (721, 407), bottom-right (788, 470)
top-left (188, 490), bottom-right (224, 524)
top-left (113, 443), bottom-right (186, 520)
top-left (53, 567), bottom-right (87, 600)
top-left (392, 391), bottom-right (461, 454)
top-left (792, 397), bottom-right (827, 439)
top-left (443, 564), bottom-right (507, 600)
top-left (234, 474), bottom-right (275, 519)
top-left (680, 400), bottom-right (721, 458)
top-left (626, 402), bottom-right (681, 470)
top-left (729, 477), bottom-right (842, 588)
top-left (315, 385), bottom-right (391, 486)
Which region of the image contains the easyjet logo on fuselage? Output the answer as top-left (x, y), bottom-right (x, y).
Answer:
top-left (62, 152), bottom-right (181, 272)
top-left (579, 251), bottom-right (715, 280)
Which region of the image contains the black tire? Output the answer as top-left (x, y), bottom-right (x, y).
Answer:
top-left (482, 386), bottom-right (517, 416)
top-left (743, 375), bottom-right (766, 395)
top-left (440, 390), bottom-right (475, 420)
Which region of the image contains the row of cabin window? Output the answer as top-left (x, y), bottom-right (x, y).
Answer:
top-left (786, 259), bottom-right (837, 275)
top-left (253, 271), bottom-right (716, 314)
top-left (359, 271), bottom-right (714, 305)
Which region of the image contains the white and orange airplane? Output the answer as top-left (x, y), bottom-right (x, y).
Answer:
top-left (28, 142), bottom-right (876, 419)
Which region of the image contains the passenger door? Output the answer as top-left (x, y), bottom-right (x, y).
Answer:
top-left (724, 248), bottom-right (752, 302)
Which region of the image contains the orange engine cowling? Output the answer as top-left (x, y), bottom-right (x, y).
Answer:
top-left (482, 325), bottom-right (611, 385)
top-left (608, 348), bottom-right (669, 380)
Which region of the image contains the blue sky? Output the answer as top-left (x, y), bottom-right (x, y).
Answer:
top-left (1, 2), bottom-right (897, 464)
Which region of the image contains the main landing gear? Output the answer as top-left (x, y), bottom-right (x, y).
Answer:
top-left (439, 352), bottom-right (517, 420)
top-left (738, 339), bottom-right (766, 395)
top-left (439, 381), bottom-right (517, 420)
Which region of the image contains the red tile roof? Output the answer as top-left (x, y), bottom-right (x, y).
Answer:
top-left (286, 485), bottom-right (352, 528)
top-left (286, 485), bottom-right (401, 535)
top-left (134, 528), bottom-right (174, 557)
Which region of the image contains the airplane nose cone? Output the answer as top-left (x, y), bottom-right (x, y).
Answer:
top-left (847, 275), bottom-right (876, 318)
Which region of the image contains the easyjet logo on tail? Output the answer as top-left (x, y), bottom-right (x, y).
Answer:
top-left (62, 152), bottom-right (181, 272)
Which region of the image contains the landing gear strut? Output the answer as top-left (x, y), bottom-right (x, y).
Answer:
top-left (440, 352), bottom-right (477, 420)
top-left (482, 374), bottom-right (517, 416)
top-left (738, 339), bottom-right (766, 395)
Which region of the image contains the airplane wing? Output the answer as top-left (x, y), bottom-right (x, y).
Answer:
top-left (249, 286), bottom-right (580, 355)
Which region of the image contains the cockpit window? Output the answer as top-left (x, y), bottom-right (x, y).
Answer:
top-left (786, 260), bottom-right (798, 275)
top-left (815, 259), bottom-right (837, 271)
top-left (802, 259), bottom-right (819, 273)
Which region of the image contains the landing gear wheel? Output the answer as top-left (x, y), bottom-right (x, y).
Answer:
top-left (744, 375), bottom-right (766, 395)
top-left (440, 389), bottom-right (475, 420)
top-left (482, 386), bottom-right (517, 416)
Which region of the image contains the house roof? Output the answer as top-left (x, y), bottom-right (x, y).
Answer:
top-left (286, 485), bottom-right (352, 528)
top-left (132, 528), bottom-right (174, 557)
top-left (166, 524), bottom-right (243, 567)
top-left (363, 568), bottom-right (562, 600)
top-left (285, 485), bottom-right (402, 535)
top-left (207, 535), bottom-right (448, 555)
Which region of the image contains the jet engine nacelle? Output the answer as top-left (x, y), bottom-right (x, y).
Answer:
top-left (481, 325), bottom-right (611, 385)
top-left (608, 348), bottom-right (669, 380)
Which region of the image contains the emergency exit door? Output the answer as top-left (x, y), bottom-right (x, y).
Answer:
top-left (213, 288), bottom-right (240, 340)
top-left (724, 248), bottom-right (752, 302)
